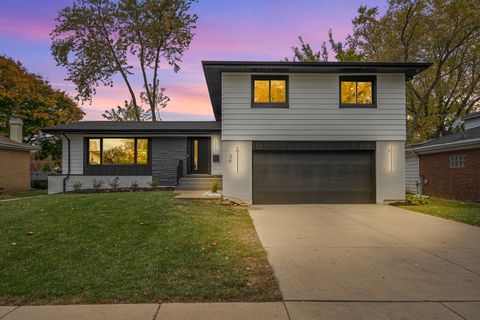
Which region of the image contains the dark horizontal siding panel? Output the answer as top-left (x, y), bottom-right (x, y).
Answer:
top-left (253, 141), bottom-right (376, 151)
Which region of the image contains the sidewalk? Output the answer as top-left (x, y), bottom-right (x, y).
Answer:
top-left (2, 301), bottom-right (479, 320)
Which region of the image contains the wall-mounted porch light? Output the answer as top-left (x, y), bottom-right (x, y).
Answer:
top-left (388, 145), bottom-right (393, 172)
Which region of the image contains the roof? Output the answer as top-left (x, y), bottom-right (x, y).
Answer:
top-left (0, 136), bottom-right (37, 152)
top-left (42, 121), bottom-right (221, 134)
top-left (202, 61), bottom-right (433, 120)
top-left (462, 111), bottom-right (480, 121)
top-left (407, 126), bottom-right (480, 153)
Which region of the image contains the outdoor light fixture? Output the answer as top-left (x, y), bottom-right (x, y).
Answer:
top-left (213, 137), bottom-right (218, 152)
top-left (236, 146), bottom-right (240, 173)
top-left (388, 145), bottom-right (393, 172)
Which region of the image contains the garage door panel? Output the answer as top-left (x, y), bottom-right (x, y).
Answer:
top-left (253, 151), bottom-right (374, 204)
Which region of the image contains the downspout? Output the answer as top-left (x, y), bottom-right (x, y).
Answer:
top-left (61, 132), bottom-right (71, 193)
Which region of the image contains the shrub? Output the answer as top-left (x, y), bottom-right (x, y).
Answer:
top-left (148, 180), bottom-right (159, 188)
top-left (406, 194), bottom-right (429, 205)
top-left (211, 178), bottom-right (219, 193)
top-left (130, 180), bottom-right (139, 190)
top-left (72, 181), bottom-right (82, 192)
top-left (92, 179), bottom-right (104, 191)
top-left (32, 180), bottom-right (48, 190)
top-left (41, 163), bottom-right (51, 172)
top-left (108, 177), bottom-right (120, 190)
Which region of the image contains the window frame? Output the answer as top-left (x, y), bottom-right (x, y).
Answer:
top-left (449, 154), bottom-right (467, 168)
top-left (251, 75), bottom-right (289, 108)
top-left (86, 137), bottom-right (151, 167)
top-left (339, 75), bottom-right (377, 108)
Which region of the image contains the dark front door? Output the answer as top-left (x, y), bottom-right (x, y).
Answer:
top-left (253, 150), bottom-right (375, 204)
top-left (187, 137), bottom-right (211, 174)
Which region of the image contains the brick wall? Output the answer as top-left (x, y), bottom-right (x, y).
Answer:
top-left (0, 149), bottom-right (31, 191)
top-left (419, 148), bottom-right (480, 201)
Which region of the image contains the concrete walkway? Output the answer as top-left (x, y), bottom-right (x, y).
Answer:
top-left (249, 204), bottom-right (480, 319)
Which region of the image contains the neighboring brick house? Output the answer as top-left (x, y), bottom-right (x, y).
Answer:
top-left (0, 118), bottom-right (37, 192)
top-left (405, 112), bottom-right (480, 202)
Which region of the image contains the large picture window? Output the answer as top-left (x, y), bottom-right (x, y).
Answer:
top-left (252, 76), bottom-right (288, 108)
top-left (339, 76), bottom-right (376, 108)
top-left (87, 138), bottom-right (149, 165)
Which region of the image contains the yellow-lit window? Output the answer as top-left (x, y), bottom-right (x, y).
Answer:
top-left (253, 77), bottom-right (287, 106)
top-left (102, 138), bottom-right (135, 165)
top-left (340, 77), bottom-right (375, 106)
top-left (88, 139), bottom-right (101, 165)
top-left (136, 139), bottom-right (149, 165)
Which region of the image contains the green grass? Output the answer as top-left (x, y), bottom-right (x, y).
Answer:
top-left (400, 198), bottom-right (480, 226)
top-left (0, 191), bottom-right (280, 305)
top-left (0, 190), bottom-right (47, 201)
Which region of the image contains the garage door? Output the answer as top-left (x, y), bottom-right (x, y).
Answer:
top-left (252, 142), bottom-right (375, 204)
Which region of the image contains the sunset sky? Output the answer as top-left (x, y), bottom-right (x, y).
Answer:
top-left (0, 0), bottom-right (383, 120)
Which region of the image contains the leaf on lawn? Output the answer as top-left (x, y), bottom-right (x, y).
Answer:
top-left (140, 221), bottom-right (150, 225)
top-left (211, 241), bottom-right (217, 246)
top-left (12, 242), bottom-right (16, 245)
top-left (26, 231), bottom-right (34, 236)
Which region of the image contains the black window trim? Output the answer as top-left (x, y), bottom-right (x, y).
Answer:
top-left (251, 75), bottom-right (289, 108)
top-left (339, 75), bottom-right (377, 108)
top-left (86, 137), bottom-right (151, 167)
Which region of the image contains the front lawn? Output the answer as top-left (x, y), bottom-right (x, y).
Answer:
top-left (400, 198), bottom-right (480, 226)
top-left (0, 191), bottom-right (280, 305)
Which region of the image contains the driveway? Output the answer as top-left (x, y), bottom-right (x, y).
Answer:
top-left (249, 204), bottom-right (480, 319)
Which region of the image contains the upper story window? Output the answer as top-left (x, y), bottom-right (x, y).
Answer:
top-left (252, 75), bottom-right (288, 108)
top-left (339, 76), bottom-right (376, 108)
top-left (87, 138), bottom-right (149, 166)
top-left (449, 155), bottom-right (467, 168)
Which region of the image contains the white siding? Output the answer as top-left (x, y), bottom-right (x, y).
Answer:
top-left (221, 140), bottom-right (252, 204)
top-left (376, 141), bottom-right (406, 203)
top-left (221, 73), bottom-right (406, 141)
top-left (405, 151), bottom-right (421, 194)
top-left (62, 134), bottom-right (83, 174)
top-left (211, 134), bottom-right (222, 175)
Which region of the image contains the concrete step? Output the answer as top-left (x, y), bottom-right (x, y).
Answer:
top-left (177, 176), bottom-right (222, 191)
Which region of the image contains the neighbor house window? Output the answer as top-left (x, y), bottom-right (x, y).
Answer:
top-left (449, 155), bottom-right (467, 168)
top-left (339, 76), bottom-right (376, 108)
top-left (252, 76), bottom-right (288, 108)
top-left (87, 138), bottom-right (149, 165)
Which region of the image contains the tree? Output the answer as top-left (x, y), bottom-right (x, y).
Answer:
top-left (287, 0), bottom-right (480, 142)
top-left (0, 55), bottom-right (84, 141)
top-left (103, 100), bottom-right (152, 121)
top-left (51, 0), bottom-right (198, 122)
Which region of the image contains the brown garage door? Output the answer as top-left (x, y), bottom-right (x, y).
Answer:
top-left (252, 142), bottom-right (375, 204)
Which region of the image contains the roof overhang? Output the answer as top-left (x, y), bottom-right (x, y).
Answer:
top-left (406, 138), bottom-right (480, 154)
top-left (202, 61), bottom-right (433, 121)
top-left (0, 141), bottom-right (37, 152)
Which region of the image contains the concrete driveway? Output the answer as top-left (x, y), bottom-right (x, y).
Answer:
top-left (249, 204), bottom-right (480, 319)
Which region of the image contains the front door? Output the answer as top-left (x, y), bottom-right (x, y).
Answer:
top-left (187, 137), bottom-right (211, 174)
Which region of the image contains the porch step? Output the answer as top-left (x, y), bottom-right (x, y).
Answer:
top-left (177, 175), bottom-right (222, 191)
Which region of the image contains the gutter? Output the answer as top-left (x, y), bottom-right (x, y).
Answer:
top-left (61, 132), bottom-right (71, 193)
top-left (409, 137), bottom-right (480, 154)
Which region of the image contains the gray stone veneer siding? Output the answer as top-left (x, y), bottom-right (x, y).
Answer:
top-left (152, 137), bottom-right (187, 186)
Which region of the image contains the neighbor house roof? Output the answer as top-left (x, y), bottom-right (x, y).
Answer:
top-left (202, 61), bottom-right (433, 120)
top-left (406, 126), bottom-right (480, 154)
top-left (0, 136), bottom-right (37, 152)
top-left (42, 121), bottom-right (221, 134)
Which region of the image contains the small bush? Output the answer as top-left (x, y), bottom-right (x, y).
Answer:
top-left (108, 177), bottom-right (120, 190)
top-left (41, 163), bottom-right (51, 172)
top-left (92, 179), bottom-right (104, 191)
top-left (32, 180), bottom-right (48, 190)
top-left (130, 180), bottom-right (139, 190)
top-left (211, 178), bottom-right (219, 193)
top-left (72, 181), bottom-right (82, 192)
top-left (148, 180), bottom-right (159, 188)
top-left (406, 194), bottom-right (429, 205)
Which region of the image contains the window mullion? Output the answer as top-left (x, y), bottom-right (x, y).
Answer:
top-left (355, 81), bottom-right (358, 104)
top-left (268, 80), bottom-right (272, 103)
top-left (100, 138), bottom-right (103, 165)
top-left (134, 138), bottom-right (137, 165)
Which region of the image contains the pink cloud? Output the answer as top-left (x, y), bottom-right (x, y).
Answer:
top-left (0, 17), bottom-right (52, 41)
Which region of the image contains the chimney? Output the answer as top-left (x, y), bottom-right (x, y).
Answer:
top-left (9, 118), bottom-right (23, 143)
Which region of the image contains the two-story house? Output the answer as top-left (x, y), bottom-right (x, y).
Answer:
top-left (43, 61), bottom-right (431, 204)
